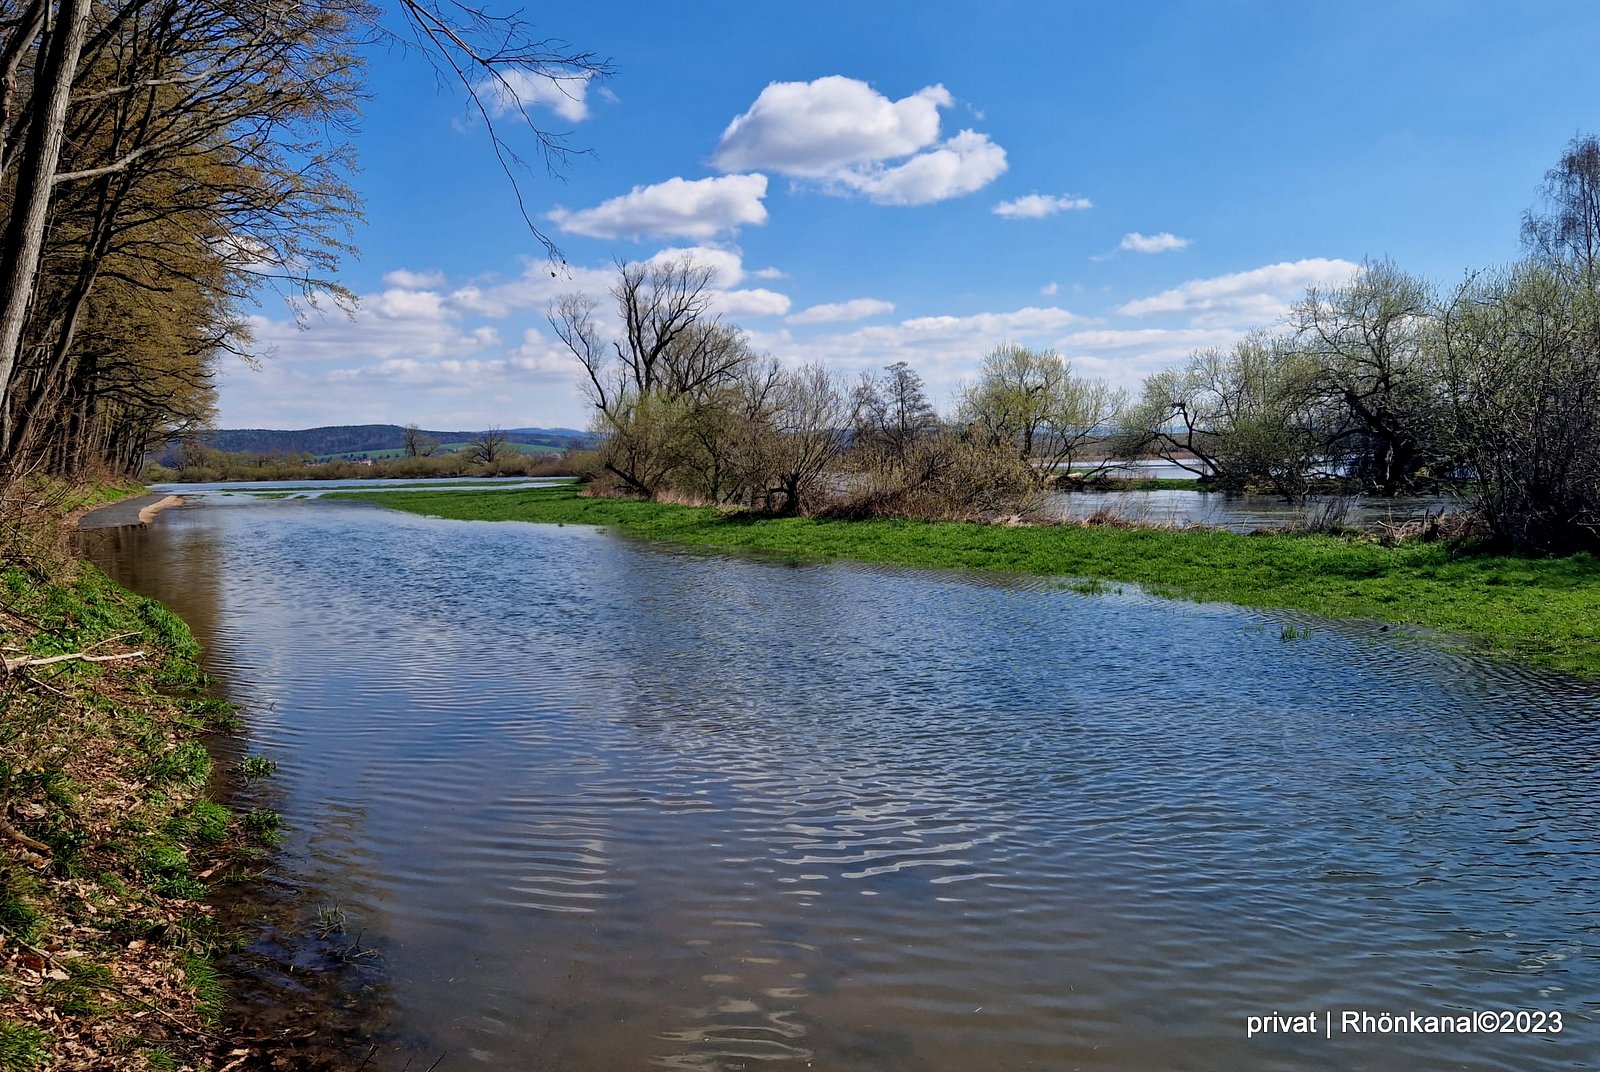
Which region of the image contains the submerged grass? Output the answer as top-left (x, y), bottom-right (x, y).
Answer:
top-left (333, 484), bottom-right (1600, 677)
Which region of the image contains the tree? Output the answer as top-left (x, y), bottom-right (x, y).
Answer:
top-left (958, 343), bottom-right (1124, 483)
top-left (767, 363), bottom-right (846, 515)
top-left (0, 0), bottom-right (609, 476)
top-left (1117, 333), bottom-right (1323, 496)
top-left (1290, 260), bottom-right (1446, 493)
top-left (552, 254), bottom-right (755, 496)
top-left (1439, 262), bottom-right (1600, 553)
top-left (468, 426), bottom-right (508, 466)
top-left (851, 360), bottom-right (937, 465)
top-left (402, 424), bottom-right (438, 457)
top-left (1522, 133), bottom-right (1600, 285)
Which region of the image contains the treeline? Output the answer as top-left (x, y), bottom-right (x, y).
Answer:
top-left (0, 0), bottom-right (370, 479)
top-left (0, 0), bottom-right (604, 486)
top-left (146, 439), bottom-right (581, 483)
top-left (197, 423), bottom-right (589, 457)
top-left (566, 136), bottom-right (1600, 554)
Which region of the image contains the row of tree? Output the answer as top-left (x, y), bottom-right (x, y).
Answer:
top-left (553, 256), bottom-right (1125, 519)
top-left (565, 137), bottom-right (1600, 553)
top-left (0, 0), bottom-right (604, 484)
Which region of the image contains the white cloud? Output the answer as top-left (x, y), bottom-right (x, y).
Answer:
top-left (712, 76), bottom-right (1006, 205)
top-left (1040, 281), bottom-right (1059, 297)
top-left (1119, 231), bottom-right (1191, 254)
top-left (993, 193), bottom-right (1093, 219)
top-left (548, 174), bottom-right (769, 240)
top-left (746, 305), bottom-right (1086, 411)
top-left (751, 266), bottom-right (787, 280)
top-left (712, 76), bottom-right (950, 176)
top-left (481, 69), bottom-right (595, 122)
top-left (1061, 326), bottom-right (1248, 388)
top-left (834, 130), bottom-right (1007, 206)
top-left (383, 268), bottom-right (446, 289)
top-left (372, 288), bottom-right (450, 320)
top-left (217, 247), bottom-right (771, 429)
top-left (787, 298), bottom-right (895, 325)
top-left (1115, 258), bottom-right (1361, 320)
top-left (641, 245), bottom-right (747, 287)
top-left (714, 287), bottom-right (791, 318)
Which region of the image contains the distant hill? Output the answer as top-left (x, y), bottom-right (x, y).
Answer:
top-left (199, 424), bottom-right (591, 457)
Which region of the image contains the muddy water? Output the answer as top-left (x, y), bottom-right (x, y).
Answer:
top-left (87, 495), bottom-right (1599, 1071)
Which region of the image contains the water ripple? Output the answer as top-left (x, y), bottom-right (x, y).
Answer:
top-left (83, 496), bottom-right (1600, 1072)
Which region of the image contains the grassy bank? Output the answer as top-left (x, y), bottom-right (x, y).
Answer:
top-left (1, 541), bottom-right (276, 1069)
top-left (334, 484), bottom-right (1600, 677)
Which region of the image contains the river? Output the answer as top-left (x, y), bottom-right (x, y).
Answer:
top-left (84, 493), bottom-right (1599, 1071)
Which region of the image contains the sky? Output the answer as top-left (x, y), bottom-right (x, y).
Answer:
top-left (221, 0), bottom-right (1600, 432)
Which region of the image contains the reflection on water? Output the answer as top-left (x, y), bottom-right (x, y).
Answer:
top-left (86, 497), bottom-right (1600, 1071)
top-left (1046, 488), bottom-right (1458, 533)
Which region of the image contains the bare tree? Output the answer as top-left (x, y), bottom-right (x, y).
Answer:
top-left (402, 423), bottom-right (437, 457)
top-left (468, 426), bottom-right (508, 466)
top-left (851, 360), bottom-right (937, 465)
top-left (551, 254), bottom-right (754, 496)
top-left (768, 363), bottom-right (847, 515)
top-left (1523, 133), bottom-right (1600, 285)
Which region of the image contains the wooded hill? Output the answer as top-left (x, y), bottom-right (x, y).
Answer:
top-left (197, 425), bottom-right (589, 457)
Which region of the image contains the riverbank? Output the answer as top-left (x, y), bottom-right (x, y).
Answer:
top-left (0, 507), bottom-right (277, 1069)
top-left (335, 484), bottom-right (1600, 678)
top-left (75, 493), bottom-right (184, 531)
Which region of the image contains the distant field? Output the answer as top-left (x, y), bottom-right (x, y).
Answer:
top-left (313, 442), bottom-right (560, 462)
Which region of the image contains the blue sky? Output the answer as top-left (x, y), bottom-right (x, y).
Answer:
top-left (224, 0), bottom-right (1600, 431)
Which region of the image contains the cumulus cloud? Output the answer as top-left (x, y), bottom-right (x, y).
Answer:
top-left (481, 69), bottom-right (596, 122)
top-left (1115, 258), bottom-right (1361, 320)
top-left (751, 266), bottom-right (788, 280)
top-left (714, 288), bottom-right (791, 318)
top-left (993, 193), bottom-right (1094, 219)
top-left (641, 245), bottom-right (747, 287)
top-left (548, 174), bottom-right (769, 240)
top-left (711, 76), bottom-right (1005, 205)
top-left (1040, 282), bottom-right (1060, 297)
top-left (834, 130), bottom-right (1007, 206)
top-left (787, 298), bottom-right (895, 325)
top-left (1119, 231), bottom-right (1191, 254)
top-left (372, 288), bottom-right (450, 321)
top-left (712, 76), bottom-right (950, 175)
top-left (383, 269), bottom-right (446, 289)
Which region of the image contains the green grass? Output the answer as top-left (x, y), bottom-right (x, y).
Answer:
top-left (236, 754), bottom-right (277, 779)
top-left (242, 808), bottom-right (282, 845)
top-left (332, 484), bottom-right (1600, 677)
top-left (0, 1022), bottom-right (49, 1070)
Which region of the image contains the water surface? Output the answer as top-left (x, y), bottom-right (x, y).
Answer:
top-left (86, 496), bottom-right (1599, 1071)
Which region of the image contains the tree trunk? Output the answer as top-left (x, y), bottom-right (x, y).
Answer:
top-left (0, 0), bottom-right (93, 460)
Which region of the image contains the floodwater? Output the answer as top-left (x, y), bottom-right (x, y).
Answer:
top-left (1045, 489), bottom-right (1457, 533)
top-left (85, 495), bottom-right (1599, 1071)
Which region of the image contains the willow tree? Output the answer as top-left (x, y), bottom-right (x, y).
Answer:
top-left (958, 343), bottom-right (1124, 483)
top-left (553, 254), bottom-right (758, 497)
